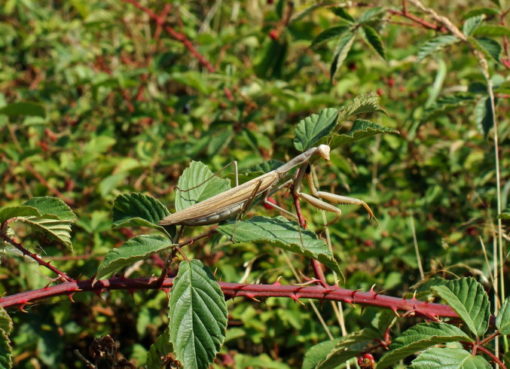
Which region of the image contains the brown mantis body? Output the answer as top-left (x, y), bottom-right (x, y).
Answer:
top-left (159, 144), bottom-right (374, 227)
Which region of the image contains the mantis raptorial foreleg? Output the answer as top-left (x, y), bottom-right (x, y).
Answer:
top-left (159, 145), bottom-right (374, 227)
top-left (292, 165), bottom-right (376, 219)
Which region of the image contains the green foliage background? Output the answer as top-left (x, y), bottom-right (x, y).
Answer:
top-left (0, 0), bottom-right (509, 367)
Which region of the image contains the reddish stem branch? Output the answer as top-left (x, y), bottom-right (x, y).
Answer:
top-left (122, 0), bottom-right (215, 73)
top-left (0, 276), bottom-right (457, 319)
top-left (465, 342), bottom-right (507, 369)
top-left (388, 9), bottom-right (443, 32)
top-left (0, 233), bottom-right (74, 283)
top-left (24, 163), bottom-right (74, 206)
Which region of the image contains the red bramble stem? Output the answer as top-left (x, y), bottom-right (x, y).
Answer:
top-left (0, 277), bottom-right (457, 319)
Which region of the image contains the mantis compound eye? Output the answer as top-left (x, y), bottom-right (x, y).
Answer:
top-left (317, 144), bottom-right (331, 161)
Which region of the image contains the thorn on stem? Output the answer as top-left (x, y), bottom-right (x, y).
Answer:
top-left (245, 293), bottom-right (260, 302)
top-left (18, 302), bottom-right (28, 312)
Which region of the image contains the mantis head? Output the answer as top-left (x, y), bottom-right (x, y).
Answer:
top-left (317, 144), bottom-right (331, 161)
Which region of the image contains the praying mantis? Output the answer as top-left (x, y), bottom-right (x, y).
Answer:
top-left (159, 144), bottom-right (375, 227)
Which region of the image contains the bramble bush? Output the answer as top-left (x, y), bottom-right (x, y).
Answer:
top-left (0, 1), bottom-right (510, 368)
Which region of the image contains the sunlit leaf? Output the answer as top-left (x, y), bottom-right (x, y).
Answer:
top-left (463, 15), bottom-right (484, 36)
top-left (424, 94), bottom-right (475, 119)
top-left (330, 31), bottom-right (355, 81)
top-left (302, 339), bottom-right (341, 369)
top-left (112, 193), bottom-right (170, 232)
top-left (331, 7), bottom-right (355, 22)
top-left (377, 323), bottom-right (472, 369)
top-left (362, 25), bottom-right (386, 59)
top-left (169, 260), bottom-right (227, 369)
top-left (358, 7), bottom-right (385, 24)
top-left (0, 206), bottom-right (40, 224)
top-left (96, 235), bottom-right (173, 279)
top-left (417, 35), bottom-right (459, 61)
top-left (411, 347), bottom-right (491, 369)
top-left (15, 216), bottom-right (74, 249)
top-left (218, 216), bottom-right (339, 272)
top-left (338, 95), bottom-right (384, 121)
top-left (330, 119), bottom-right (398, 149)
top-left (312, 26), bottom-right (349, 47)
top-left (496, 298), bottom-right (510, 335)
top-left (293, 108), bottom-right (339, 151)
top-left (431, 278), bottom-right (490, 337)
top-left (24, 197), bottom-right (76, 222)
top-left (470, 37), bottom-right (501, 61)
top-left (175, 161), bottom-right (231, 211)
top-left (473, 25), bottom-right (510, 37)
top-left (462, 8), bottom-right (499, 19)
top-left (316, 329), bottom-right (380, 369)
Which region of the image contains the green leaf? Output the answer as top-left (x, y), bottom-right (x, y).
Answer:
top-left (240, 160), bottom-right (284, 177)
top-left (462, 8), bottom-right (499, 19)
top-left (330, 119), bottom-right (398, 149)
top-left (425, 58), bottom-right (447, 107)
top-left (175, 161), bottom-right (231, 211)
top-left (501, 208), bottom-right (510, 220)
top-left (362, 25), bottom-right (386, 59)
top-left (358, 7), bottom-right (385, 24)
top-left (217, 216), bottom-right (339, 272)
top-left (376, 323), bottom-right (472, 369)
top-left (471, 37), bottom-right (501, 61)
top-left (291, 2), bottom-right (336, 24)
top-left (316, 329), bottom-right (379, 369)
top-left (24, 197), bottom-right (76, 222)
top-left (15, 216), bottom-right (73, 249)
top-left (496, 298), bottom-right (510, 334)
top-left (463, 15), bottom-right (484, 36)
top-left (147, 329), bottom-right (173, 369)
top-left (417, 35), bottom-right (459, 61)
top-left (0, 102), bottom-right (45, 118)
top-left (474, 97), bottom-right (494, 137)
top-left (431, 278), bottom-right (490, 337)
top-left (331, 7), bottom-right (355, 22)
top-left (338, 95), bottom-right (384, 121)
top-left (424, 94), bottom-right (475, 119)
top-left (330, 31), bottom-right (355, 82)
top-left (293, 108), bottom-right (339, 151)
top-left (0, 206), bottom-right (40, 224)
top-left (473, 24), bottom-right (510, 37)
top-left (96, 235), bottom-right (173, 279)
top-left (312, 26), bottom-right (349, 47)
top-left (0, 308), bottom-right (12, 336)
top-left (169, 260), bottom-right (228, 369)
top-left (302, 339), bottom-right (341, 369)
top-left (0, 328), bottom-right (12, 369)
top-left (112, 193), bottom-right (170, 231)
top-left (411, 347), bottom-right (491, 369)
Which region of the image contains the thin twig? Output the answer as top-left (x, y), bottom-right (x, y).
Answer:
top-left (122, 0), bottom-right (215, 73)
top-left (0, 232), bottom-right (74, 282)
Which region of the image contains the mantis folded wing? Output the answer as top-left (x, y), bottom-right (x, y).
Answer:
top-left (159, 144), bottom-right (375, 227)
